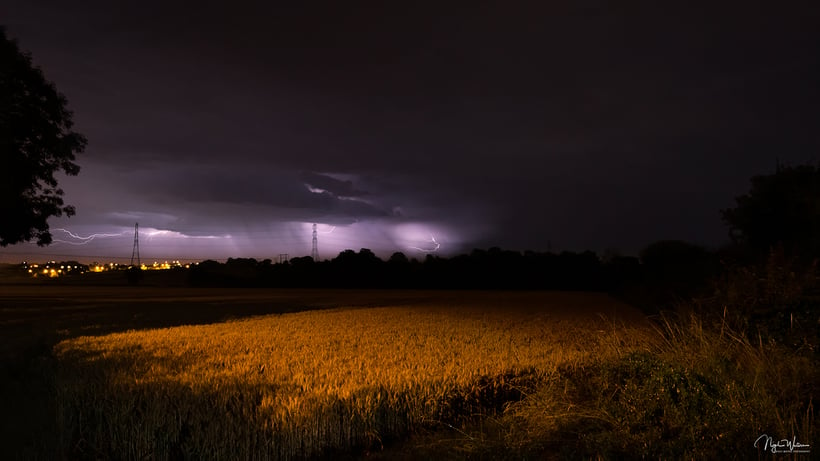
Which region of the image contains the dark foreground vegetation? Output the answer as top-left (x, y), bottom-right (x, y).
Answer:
top-left (185, 240), bottom-right (714, 306)
top-left (189, 246), bottom-right (636, 291)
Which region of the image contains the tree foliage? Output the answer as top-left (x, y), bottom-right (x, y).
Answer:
top-left (0, 27), bottom-right (86, 246)
top-left (721, 163), bottom-right (820, 260)
top-left (188, 247), bottom-right (612, 290)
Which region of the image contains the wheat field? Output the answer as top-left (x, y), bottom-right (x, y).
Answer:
top-left (54, 291), bottom-right (650, 459)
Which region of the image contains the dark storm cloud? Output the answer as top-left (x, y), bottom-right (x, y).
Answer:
top-left (3, 1), bottom-right (819, 261)
top-left (68, 161), bottom-right (391, 230)
top-left (300, 172), bottom-right (370, 199)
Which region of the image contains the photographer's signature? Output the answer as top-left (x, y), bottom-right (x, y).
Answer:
top-left (754, 434), bottom-right (811, 454)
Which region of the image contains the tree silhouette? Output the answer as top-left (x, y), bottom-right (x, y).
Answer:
top-left (0, 27), bottom-right (86, 246)
top-left (721, 164), bottom-right (820, 260)
top-left (639, 240), bottom-right (718, 304)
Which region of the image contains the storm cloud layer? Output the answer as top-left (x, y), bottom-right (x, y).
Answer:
top-left (2, 1), bottom-right (819, 262)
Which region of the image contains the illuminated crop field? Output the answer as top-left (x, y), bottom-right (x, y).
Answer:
top-left (53, 292), bottom-right (649, 459)
top-left (51, 289), bottom-right (815, 459)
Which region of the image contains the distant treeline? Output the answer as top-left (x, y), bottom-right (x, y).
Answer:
top-left (188, 241), bottom-right (720, 301)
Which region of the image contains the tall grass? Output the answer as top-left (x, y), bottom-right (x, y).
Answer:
top-left (502, 310), bottom-right (817, 459)
top-left (55, 303), bottom-right (632, 459)
top-left (54, 297), bottom-right (817, 459)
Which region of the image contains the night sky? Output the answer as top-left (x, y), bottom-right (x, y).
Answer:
top-left (3, 1), bottom-right (819, 263)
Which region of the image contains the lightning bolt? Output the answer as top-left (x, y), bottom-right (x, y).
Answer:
top-left (51, 228), bottom-right (128, 245)
top-left (52, 227), bottom-right (231, 245)
top-left (145, 230), bottom-right (231, 240)
top-left (319, 225), bottom-right (336, 234)
top-left (410, 234), bottom-right (441, 253)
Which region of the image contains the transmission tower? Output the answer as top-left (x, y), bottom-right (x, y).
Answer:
top-left (130, 222), bottom-right (140, 267)
top-left (311, 223), bottom-right (318, 261)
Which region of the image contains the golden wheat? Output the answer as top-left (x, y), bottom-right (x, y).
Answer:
top-left (55, 296), bottom-right (649, 459)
